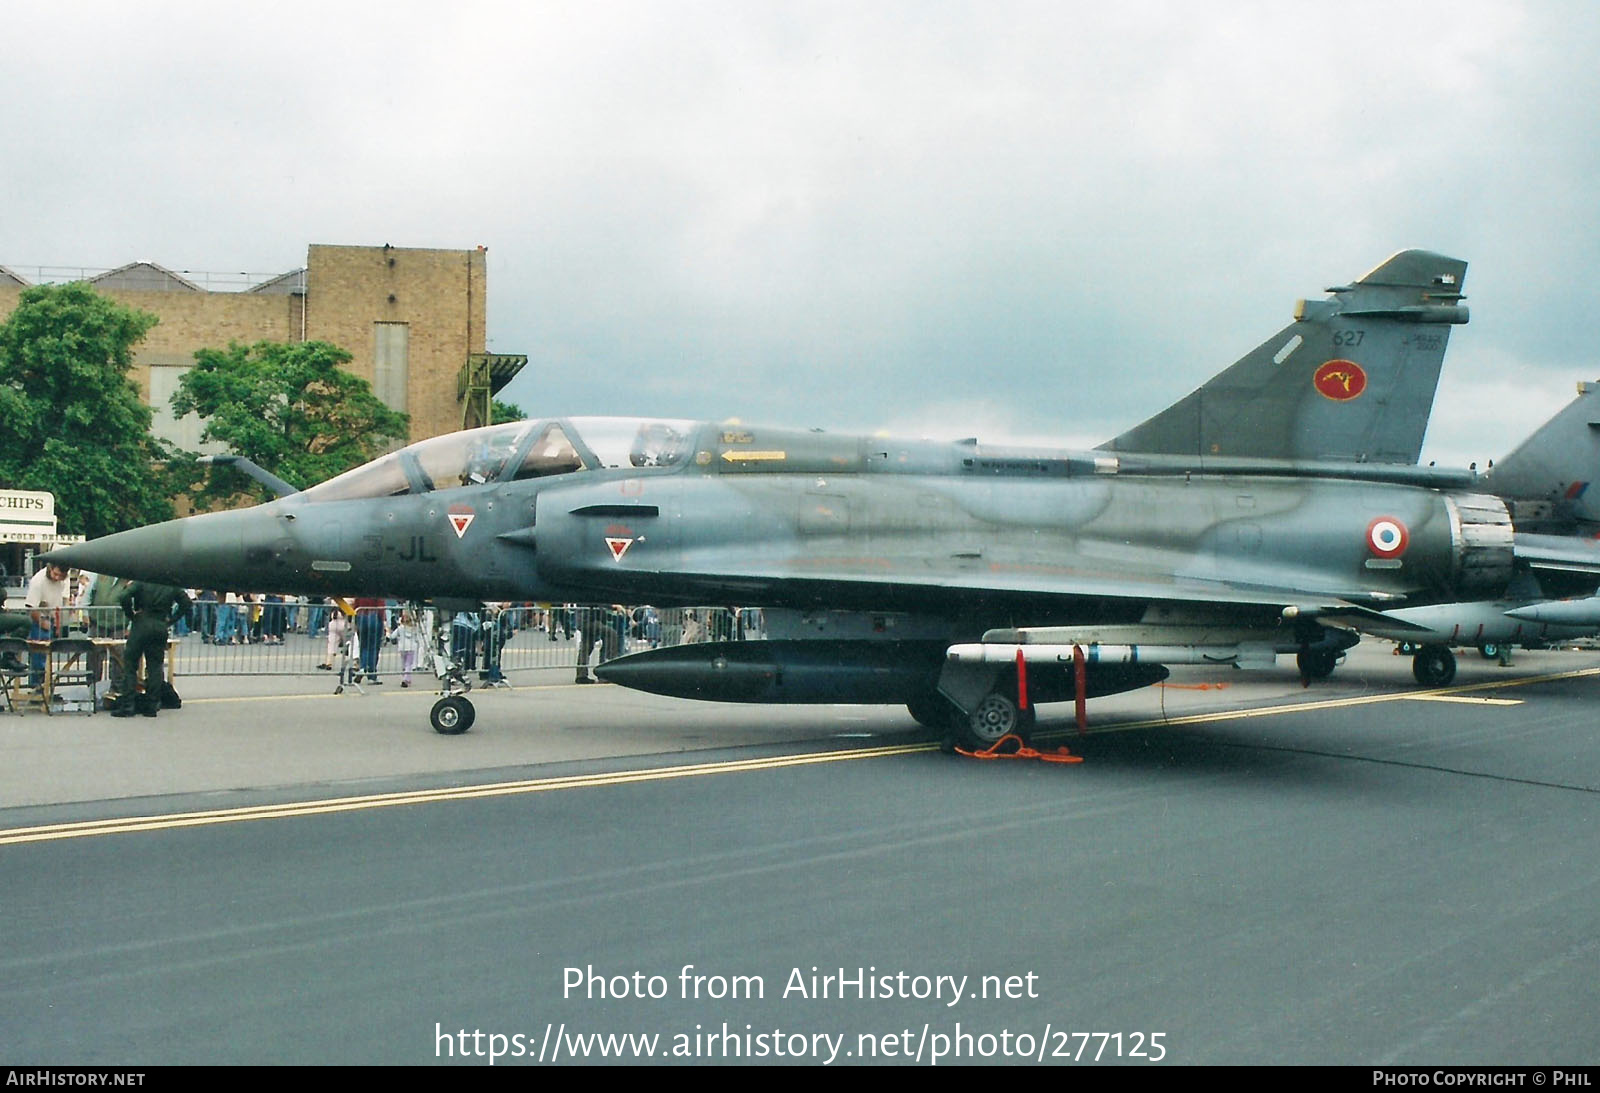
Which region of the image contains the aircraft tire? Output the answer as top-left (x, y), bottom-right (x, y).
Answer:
top-left (1478, 642), bottom-right (1500, 661)
top-left (431, 695), bottom-right (475, 735)
top-left (961, 691), bottom-right (1036, 750)
top-left (1296, 649), bottom-right (1339, 680)
top-left (1412, 646), bottom-right (1456, 688)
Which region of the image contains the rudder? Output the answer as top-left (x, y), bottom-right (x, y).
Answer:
top-left (1099, 250), bottom-right (1469, 464)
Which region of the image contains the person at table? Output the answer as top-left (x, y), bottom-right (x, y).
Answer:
top-left (24, 562), bottom-right (71, 687)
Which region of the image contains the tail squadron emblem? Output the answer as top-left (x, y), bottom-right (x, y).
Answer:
top-left (1313, 359), bottom-right (1368, 401)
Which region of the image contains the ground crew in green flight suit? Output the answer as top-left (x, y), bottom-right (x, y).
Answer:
top-left (111, 581), bottom-right (192, 718)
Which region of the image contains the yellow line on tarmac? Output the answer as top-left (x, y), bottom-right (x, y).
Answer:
top-left (1400, 694), bottom-right (1523, 706)
top-left (1046, 665), bottom-right (1600, 737)
top-left (13, 666), bottom-right (1590, 846)
top-left (0, 742), bottom-right (936, 847)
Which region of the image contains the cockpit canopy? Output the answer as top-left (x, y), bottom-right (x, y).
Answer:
top-left (301, 417), bottom-right (698, 503)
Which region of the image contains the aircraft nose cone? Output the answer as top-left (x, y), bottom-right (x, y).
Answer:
top-left (45, 520), bottom-right (189, 583)
top-left (43, 508), bottom-right (250, 587)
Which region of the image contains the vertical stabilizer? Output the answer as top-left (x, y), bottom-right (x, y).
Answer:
top-left (1484, 381), bottom-right (1600, 533)
top-left (1099, 250), bottom-right (1468, 463)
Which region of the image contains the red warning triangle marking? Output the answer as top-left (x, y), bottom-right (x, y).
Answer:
top-left (606, 537), bottom-right (634, 561)
top-left (448, 513), bottom-right (475, 538)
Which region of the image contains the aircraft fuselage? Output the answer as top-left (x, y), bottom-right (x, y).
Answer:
top-left (74, 420), bottom-right (1513, 631)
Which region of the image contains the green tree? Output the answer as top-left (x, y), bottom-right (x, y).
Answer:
top-left (491, 397), bottom-right (525, 425)
top-left (171, 340), bottom-right (409, 504)
top-left (0, 282), bottom-right (178, 538)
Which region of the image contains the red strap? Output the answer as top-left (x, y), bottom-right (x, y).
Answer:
top-left (1074, 643), bottom-right (1087, 733)
top-left (955, 733), bottom-right (1083, 764)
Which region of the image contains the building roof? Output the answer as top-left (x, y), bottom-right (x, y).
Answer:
top-left (88, 261), bottom-right (204, 293)
top-left (248, 268), bottom-right (308, 295)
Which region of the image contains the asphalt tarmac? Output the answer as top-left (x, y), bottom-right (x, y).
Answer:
top-left (2, 643), bottom-right (1597, 1065)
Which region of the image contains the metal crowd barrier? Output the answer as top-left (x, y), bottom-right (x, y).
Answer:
top-left (66, 604), bottom-right (765, 677)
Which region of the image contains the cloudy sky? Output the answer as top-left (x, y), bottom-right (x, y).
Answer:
top-left (4, 1), bottom-right (1597, 466)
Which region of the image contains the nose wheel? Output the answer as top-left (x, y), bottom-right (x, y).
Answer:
top-left (430, 695), bottom-right (476, 734)
top-left (426, 606), bottom-right (478, 734)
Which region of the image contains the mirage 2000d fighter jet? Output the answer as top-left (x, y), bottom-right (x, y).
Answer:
top-left (52, 250), bottom-right (1506, 747)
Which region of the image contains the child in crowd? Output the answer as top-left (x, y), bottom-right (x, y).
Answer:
top-left (392, 610), bottom-right (424, 688)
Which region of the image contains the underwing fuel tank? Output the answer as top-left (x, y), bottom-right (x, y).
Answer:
top-left (1367, 596), bottom-right (1600, 647)
top-left (594, 640), bottom-right (1167, 704)
top-left (1504, 596), bottom-right (1600, 626)
top-left (594, 640), bottom-right (946, 703)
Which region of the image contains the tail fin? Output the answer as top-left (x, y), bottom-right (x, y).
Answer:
top-left (1099, 250), bottom-right (1468, 463)
top-left (1485, 381), bottom-right (1600, 534)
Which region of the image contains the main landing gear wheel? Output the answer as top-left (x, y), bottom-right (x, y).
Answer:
top-left (431, 695), bottom-right (476, 735)
top-left (1296, 648), bottom-right (1340, 681)
top-left (961, 691), bottom-right (1037, 750)
top-left (1412, 645), bottom-right (1457, 688)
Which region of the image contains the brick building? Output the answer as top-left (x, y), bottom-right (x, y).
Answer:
top-left (0, 243), bottom-right (526, 450)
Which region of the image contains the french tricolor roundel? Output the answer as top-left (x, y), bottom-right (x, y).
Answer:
top-left (1367, 516), bottom-right (1409, 559)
